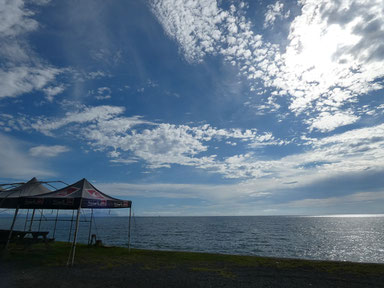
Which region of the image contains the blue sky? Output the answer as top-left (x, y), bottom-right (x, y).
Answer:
top-left (1, 0), bottom-right (384, 216)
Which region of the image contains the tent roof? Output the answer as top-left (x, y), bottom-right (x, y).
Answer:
top-left (0, 177), bottom-right (51, 208)
top-left (21, 178), bottom-right (131, 209)
top-left (2, 177), bottom-right (51, 197)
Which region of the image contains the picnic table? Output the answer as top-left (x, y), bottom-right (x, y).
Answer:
top-left (0, 229), bottom-right (50, 244)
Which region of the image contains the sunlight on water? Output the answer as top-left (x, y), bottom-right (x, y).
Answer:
top-left (305, 214), bottom-right (384, 218)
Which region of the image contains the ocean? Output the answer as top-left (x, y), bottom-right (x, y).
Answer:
top-left (1, 214), bottom-right (384, 263)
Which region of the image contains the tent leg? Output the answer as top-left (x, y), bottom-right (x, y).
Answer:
top-left (23, 209), bottom-right (30, 231)
top-left (67, 207), bottom-right (81, 266)
top-left (128, 206), bottom-right (132, 252)
top-left (53, 210), bottom-right (59, 239)
top-left (87, 209), bottom-right (93, 245)
top-left (28, 209), bottom-right (36, 231)
top-left (5, 206), bottom-right (19, 251)
top-left (68, 210), bottom-right (75, 243)
top-left (38, 209), bottom-right (43, 231)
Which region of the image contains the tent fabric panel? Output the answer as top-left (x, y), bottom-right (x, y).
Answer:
top-left (21, 178), bottom-right (51, 196)
top-left (83, 180), bottom-right (123, 202)
top-left (33, 178), bottom-right (119, 201)
top-left (36, 179), bottom-right (85, 199)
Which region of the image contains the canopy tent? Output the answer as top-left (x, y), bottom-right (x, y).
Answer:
top-left (20, 178), bottom-right (131, 209)
top-left (0, 177), bottom-right (51, 209)
top-left (1, 177), bottom-right (52, 251)
top-left (3, 178), bottom-right (132, 266)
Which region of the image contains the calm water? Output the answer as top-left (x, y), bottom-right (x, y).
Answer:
top-left (1, 214), bottom-right (384, 263)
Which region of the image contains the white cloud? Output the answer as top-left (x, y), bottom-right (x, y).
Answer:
top-left (12, 104), bottom-right (280, 175)
top-left (95, 95), bottom-right (111, 100)
top-left (0, 0), bottom-right (64, 99)
top-left (80, 121), bottom-right (281, 170)
top-left (92, 86), bottom-right (112, 100)
top-left (43, 85), bottom-right (65, 102)
top-left (71, 70), bottom-right (110, 81)
top-left (263, 1), bottom-right (289, 28)
top-left (87, 70), bottom-right (107, 79)
top-left (0, 38), bottom-right (31, 63)
top-left (97, 87), bottom-right (111, 94)
top-left (0, 133), bottom-right (54, 179)
top-left (81, 121), bottom-right (273, 170)
top-left (308, 111), bottom-right (359, 132)
top-left (115, 124), bottom-right (209, 168)
top-left (31, 105), bottom-right (127, 135)
top-left (261, 0), bottom-right (384, 130)
top-left (151, 0), bottom-right (227, 62)
top-left (0, 66), bottom-right (62, 99)
top-left (29, 145), bottom-right (69, 157)
top-left (110, 158), bottom-right (138, 165)
top-left (0, 0), bottom-right (38, 37)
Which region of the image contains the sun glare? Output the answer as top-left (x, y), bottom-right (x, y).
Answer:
top-left (308, 214), bottom-right (384, 218)
top-left (284, 19), bottom-right (361, 86)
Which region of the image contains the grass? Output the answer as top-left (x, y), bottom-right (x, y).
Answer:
top-left (2, 241), bottom-right (384, 276)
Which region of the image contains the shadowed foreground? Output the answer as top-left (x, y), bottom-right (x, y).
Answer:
top-left (1, 242), bottom-right (384, 288)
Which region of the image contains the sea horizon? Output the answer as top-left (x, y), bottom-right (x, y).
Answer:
top-left (2, 213), bottom-right (384, 218)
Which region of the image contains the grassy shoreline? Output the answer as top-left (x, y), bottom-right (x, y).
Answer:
top-left (2, 242), bottom-right (384, 287)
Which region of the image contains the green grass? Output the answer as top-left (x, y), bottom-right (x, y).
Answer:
top-left (2, 241), bottom-right (384, 276)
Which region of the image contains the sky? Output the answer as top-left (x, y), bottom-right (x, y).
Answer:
top-left (0, 0), bottom-right (384, 216)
